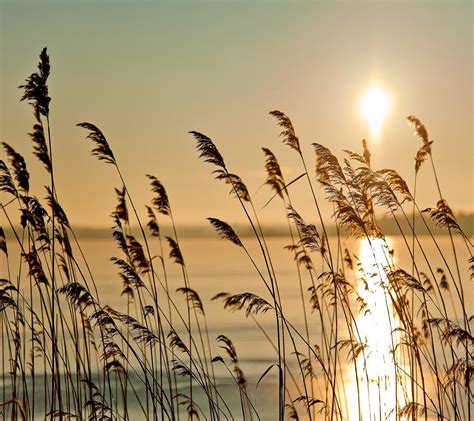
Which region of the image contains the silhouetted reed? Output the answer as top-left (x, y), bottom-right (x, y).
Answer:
top-left (0, 48), bottom-right (472, 421)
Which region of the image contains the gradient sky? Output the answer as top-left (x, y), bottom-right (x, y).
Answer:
top-left (1, 0), bottom-right (472, 228)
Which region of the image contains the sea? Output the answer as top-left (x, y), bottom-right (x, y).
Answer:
top-left (1, 234), bottom-right (472, 420)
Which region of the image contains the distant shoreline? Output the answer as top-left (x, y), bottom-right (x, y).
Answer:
top-left (3, 213), bottom-right (473, 239)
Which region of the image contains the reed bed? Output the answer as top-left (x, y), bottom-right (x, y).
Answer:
top-left (0, 48), bottom-right (472, 421)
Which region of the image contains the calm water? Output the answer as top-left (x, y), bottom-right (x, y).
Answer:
top-left (1, 234), bottom-right (472, 420)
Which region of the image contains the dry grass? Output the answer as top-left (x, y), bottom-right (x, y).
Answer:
top-left (0, 48), bottom-right (472, 421)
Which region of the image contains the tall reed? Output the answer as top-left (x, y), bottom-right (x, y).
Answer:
top-left (0, 48), bottom-right (472, 421)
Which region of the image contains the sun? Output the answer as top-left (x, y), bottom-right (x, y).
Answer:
top-left (360, 85), bottom-right (390, 138)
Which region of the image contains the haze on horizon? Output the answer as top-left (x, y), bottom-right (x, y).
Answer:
top-left (1, 0), bottom-right (472, 228)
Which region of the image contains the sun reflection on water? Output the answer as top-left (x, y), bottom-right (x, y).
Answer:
top-left (345, 237), bottom-right (409, 420)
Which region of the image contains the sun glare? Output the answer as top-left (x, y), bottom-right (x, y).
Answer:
top-left (345, 237), bottom-right (409, 420)
top-left (360, 85), bottom-right (390, 138)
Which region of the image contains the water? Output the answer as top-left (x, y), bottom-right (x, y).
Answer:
top-left (1, 234), bottom-right (472, 420)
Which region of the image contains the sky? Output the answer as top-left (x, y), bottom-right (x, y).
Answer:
top-left (0, 0), bottom-right (472, 228)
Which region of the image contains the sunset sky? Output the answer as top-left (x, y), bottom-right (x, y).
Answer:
top-left (1, 0), bottom-right (472, 227)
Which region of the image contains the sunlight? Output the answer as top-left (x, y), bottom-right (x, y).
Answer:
top-left (346, 237), bottom-right (409, 420)
top-left (360, 85), bottom-right (390, 139)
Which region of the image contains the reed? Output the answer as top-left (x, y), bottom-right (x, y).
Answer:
top-left (0, 48), bottom-right (472, 421)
